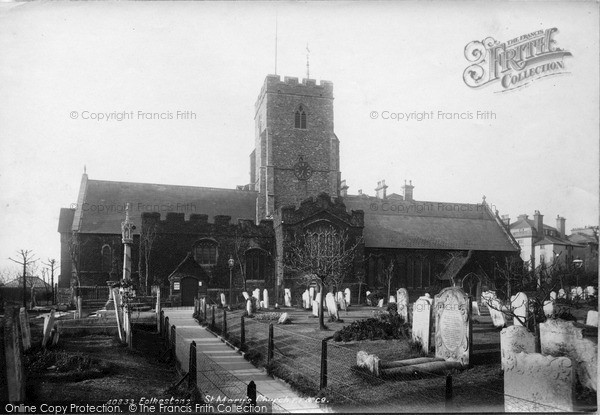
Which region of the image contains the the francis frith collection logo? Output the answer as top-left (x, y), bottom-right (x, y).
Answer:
top-left (463, 28), bottom-right (572, 92)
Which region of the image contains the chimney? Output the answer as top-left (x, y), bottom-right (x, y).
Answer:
top-left (358, 189), bottom-right (363, 196)
top-left (340, 180), bottom-right (349, 198)
top-left (402, 180), bottom-right (414, 202)
top-left (556, 215), bottom-right (566, 238)
top-left (533, 210), bottom-right (544, 239)
top-left (375, 180), bottom-right (388, 200)
top-left (517, 214), bottom-right (528, 221)
top-left (501, 214), bottom-right (510, 227)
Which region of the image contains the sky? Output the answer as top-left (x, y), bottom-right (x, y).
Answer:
top-left (0, 1), bottom-right (598, 277)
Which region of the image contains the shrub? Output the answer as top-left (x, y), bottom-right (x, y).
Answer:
top-left (333, 312), bottom-right (409, 342)
top-left (366, 290), bottom-right (384, 306)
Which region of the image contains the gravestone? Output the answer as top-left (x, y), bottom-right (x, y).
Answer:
top-left (326, 293), bottom-right (339, 320)
top-left (570, 287), bottom-right (578, 300)
top-left (482, 291), bottom-right (506, 328)
top-left (344, 288), bottom-right (351, 305)
top-left (220, 293), bottom-right (227, 307)
top-left (377, 298), bottom-right (384, 308)
top-left (242, 292), bottom-right (250, 301)
top-left (434, 287), bottom-right (471, 366)
top-left (389, 295), bottom-right (396, 303)
top-left (585, 286), bottom-right (596, 298)
top-left (549, 291), bottom-right (557, 301)
top-left (472, 301), bottom-right (481, 317)
top-left (558, 288), bottom-right (566, 299)
top-left (543, 300), bottom-right (554, 317)
top-left (500, 325), bottom-right (535, 370)
top-left (336, 291), bottom-right (344, 307)
top-left (259, 301), bottom-right (264, 309)
top-left (576, 286), bottom-right (583, 299)
top-left (42, 310), bottom-right (56, 348)
top-left (396, 288), bottom-right (409, 321)
top-left (504, 352), bottom-right (574, 412)
top-left (18, 307), bottom-right (31, 351)
top-left (284, 289), bottom-right (292, 307)
top-left (338, 296), bottom-right (347, 312)
top-left (309, 287), bottom-right (315, 301)
top-left (366, 291), bottom-right (371, 306)
top-left (412, 296), bottom-right (433, 353)
top-left (278, 312), bottom-right (290, 324)
top-left (511, 292), bottom-right (528, 326)
top-left (263, 289), bottom-right (269, 309)
top-left (356, 350), bottom-right (380, 376)
top-left (539, 319), bottom-right (597, 391)
top-left (252, 289), bottom-right (261, 304)
top-left (246, 299), bottom-right (252, 316)
top-left (586, 310), bottom-right (598, 327)
top-left (312, 293), bottom-right (321, 317)
top-left (302, 290), bottom-right (310, 309)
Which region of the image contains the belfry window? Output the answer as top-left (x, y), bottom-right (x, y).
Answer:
top-left (294, 105), bottom-right (307, 129)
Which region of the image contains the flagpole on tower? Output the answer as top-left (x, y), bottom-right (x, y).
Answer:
top-left (306, 43), bottom-right (310, 79)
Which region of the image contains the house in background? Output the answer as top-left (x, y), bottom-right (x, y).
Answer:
top-left (505, 211), bottom-right (584, 271)
top-left (569, 226), bottom-right (599, 274)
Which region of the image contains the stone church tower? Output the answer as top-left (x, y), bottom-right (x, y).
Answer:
top-left (250, 75), bottom-right (341, 222)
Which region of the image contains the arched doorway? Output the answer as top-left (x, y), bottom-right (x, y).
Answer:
top-left (461, 273), bottom-right (482, 300)
top-left (181, 276), bottom-right (199, 306)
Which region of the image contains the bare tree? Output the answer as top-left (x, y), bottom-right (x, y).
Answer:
top-left (233, 231), bottom-right (248, 292)
top-left (67, 232), bottom-right (84, 288)
top-left (140, 222), bottom-right (157, 295)
top-left (284, 224), bottom-right (362, 330)
top-left (0, 265), bottom-right (20, 285)
top-left (9, 249), bottom-right (37, 308)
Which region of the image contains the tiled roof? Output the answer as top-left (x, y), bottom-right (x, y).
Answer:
top-left (344, 196), bottom-right (518, 252)
top-left (4, 276), bottom-right (50, 289)
top-left (535, 235), bottom-right (584, 247)
top-left (72, 176), bottom-right (257, 234)
top-left (568, 233), bottom-right (598, 245)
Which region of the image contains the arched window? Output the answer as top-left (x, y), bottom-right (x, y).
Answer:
top-left (101, 245), bottom-right (112, 273)
top-left (193, 239), bottom-right (218, 265)
top-left (294, 105), bottom-right (307, 129)
top-left (246, 249), bottom-right (267, 280)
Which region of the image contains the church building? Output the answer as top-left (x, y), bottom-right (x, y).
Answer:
top-left (58, 74), bottom-right (520, 306)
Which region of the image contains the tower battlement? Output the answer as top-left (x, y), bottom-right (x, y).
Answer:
top-left (255, 74), bottom-right (333, 110)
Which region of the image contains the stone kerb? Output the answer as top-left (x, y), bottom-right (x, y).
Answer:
top-left (434, 287), bottom-right (471, 367)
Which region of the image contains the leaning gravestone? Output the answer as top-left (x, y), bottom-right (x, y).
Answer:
top-left (278, 312), bottom-right (290, 324)
top-left (19, 307), bottom-right (31, 351)
top-left (377, 298), bottom-right (384, 308)
top-left (586, 310), bottom-right (598, 327)
top-left (284, 289), bottom-right (292, 307)
top-left (412, 295), bottom-right (433, 353)
top-left (500, 325), bottom-right (535, 370)
top-left (539, 319), bottom-right (597, 391)
top-left (344, 288), bottom-right (351, 305)
top-left (396, 288), bottom-right (408, 321)
top-left (434, 287), bottom-right (471, 366)
top-left (504, 352), bottom-right (574, 412)
top-left (325, 293), bottom-right (339, 320)
top-left (511, 292), bottom-right (528, 327)
top-left (42, 310), bottom-right (56, 348)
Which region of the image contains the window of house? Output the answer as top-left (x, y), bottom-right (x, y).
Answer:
top-left (193, 240), bottom-right (218, 265)
top-left (246, 249), bottom-right (267, 280)
top-left (101, 245), bottom-right (112, 273)
top-left (294, 105), bottom-right (307, 129)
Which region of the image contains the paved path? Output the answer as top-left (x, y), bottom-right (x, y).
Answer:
top-left (162, 308), bottom-right (326, 413)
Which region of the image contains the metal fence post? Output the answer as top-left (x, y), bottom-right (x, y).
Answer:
top-left (320, 337), bottom-right (328, 389)
top-left (240, 315), bottom-right (245, 348)
top-left (267, 323), bottom-right (274, 365)
top-left (188, 341), bottom-right (197, 389)
top-left (445, 373), bottom-right (453, 410)
top-left (223, 309), bottom-right (227, 335)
